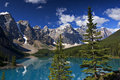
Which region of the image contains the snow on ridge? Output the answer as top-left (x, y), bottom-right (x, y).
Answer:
top-left (0, 12), bottom-right (9, 15)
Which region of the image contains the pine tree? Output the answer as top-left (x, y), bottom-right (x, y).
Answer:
top-left (80, 7), bottom-right (111, 79)
top-left (1, 72), bottom-right (5, 80)
top-left (49, 34), bottom-right (72, 80)
top-left (12, 56), bottom-right (16, 67)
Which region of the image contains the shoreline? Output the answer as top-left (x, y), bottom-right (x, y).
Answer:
top-left (0, 64), bottom-right (23, 70)
top-left (0, 55), bottom-right (37, 70)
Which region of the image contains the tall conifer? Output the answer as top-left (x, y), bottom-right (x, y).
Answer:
top-left (49, 34), bottom-right (72, 80)
top-left (80, 7), bottom-right (111, 80)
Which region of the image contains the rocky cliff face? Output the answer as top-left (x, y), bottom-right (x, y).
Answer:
top-left (0, 25), bottom-right (23, 58)
top-left (17, 20), bottom-right (36, 44)
top-left (49, 24), bottom-right (83, 44)
top-left (0, 12), bottom-right (22, 43)
top-left (98, 27), bottom-right (112, 39)
top-left (17, 20), bottom-right (54, 45)
top-left (75, 26), bottom-right (112, 40)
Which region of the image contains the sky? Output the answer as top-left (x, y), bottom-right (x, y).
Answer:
top-left (0, 0), bottom-right (120, 32)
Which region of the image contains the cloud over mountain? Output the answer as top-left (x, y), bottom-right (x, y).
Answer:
top-left (56, 8), bottom-right (109, 27)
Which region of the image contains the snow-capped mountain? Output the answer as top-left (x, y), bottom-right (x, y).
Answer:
top-left (98, 27), bottom-right (112, 39)
top-left (75, 26), bottom-right (112, 40)
top-left (0, 12), bottom-right (113, 51)
top-left (49, 24), bottom-right (83, 44)
top-left (0, 12), bottom-right (23, 43)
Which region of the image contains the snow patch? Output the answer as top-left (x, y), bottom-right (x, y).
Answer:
top-left (23, 36), bottom-right (28, 44)
top-left (63, 43), bottom-right (81, 49)
top-left (0, 12), bottom-right (9, 15)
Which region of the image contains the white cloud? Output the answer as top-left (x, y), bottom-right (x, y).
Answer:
top-left (105, 8), bottom-right (120, 20)
top-left (56, 8), bottom-right (75, 24)
top-left (75, 15), bottom-right (109, 27)
top-left (56, 8), bottom-right (67, 16)
top-left (5, 2), bottom-right (9, 7)
top-left (56, 8), bottom-right (109, 27)
top-left (75, 16), bottom-right (88, 27)
top-left (24, 0), bottom-right (47, 4)
top-left (37, 6), bottom-right (43, 9)
top-left (59, 14), bottom-right (75, 24)
top-left (93, 16), bottom-right (109, 26)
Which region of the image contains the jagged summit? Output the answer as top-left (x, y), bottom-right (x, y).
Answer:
top-left (33, 25), bottom-right (41, 30)
top-left (18, 20), bottom-right (30, 26)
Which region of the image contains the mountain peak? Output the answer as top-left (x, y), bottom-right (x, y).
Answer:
top-left (43, 25), bottom-right (48, 29)
top-left (33, 25), bottom-right (41, 30)
top-left (0, 12), bottom-right (9, 15)
top-left (18, 20), bottom-right (30, 27)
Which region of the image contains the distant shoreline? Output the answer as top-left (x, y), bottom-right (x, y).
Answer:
top-left (0, 64), bottom-right (23, 70)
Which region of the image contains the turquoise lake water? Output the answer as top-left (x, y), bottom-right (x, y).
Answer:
top-left (0, 57), bottom-right (120, 80)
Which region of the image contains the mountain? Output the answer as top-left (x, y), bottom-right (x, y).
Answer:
top-left (49, 24), bottom-right (83, 44)
top-left (98, 27), bottom-right (112, 39)
top-left (0, 12), bottom-right (113, 53)
top-left (100, 29), bottom-right (120, 45)
top-left (17, 20), bottom-right (36, 44)
top-left (0, 12), bottom-right (23, 43)
top-left (63, 29), bottom-right (120, 57)
top-left (0, 25), bottom-right (23, 60)
top-left (75, 26), bottom-right (112, 40)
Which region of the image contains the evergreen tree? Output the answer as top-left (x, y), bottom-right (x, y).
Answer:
top-left (12, 56), bottom-right (16, 67)
top-left (49, 34), bottom-right (72, 80)
top-left (80, 7), bottom-right (111, 79)
top-left (1, 72), bottom-right (5, 80)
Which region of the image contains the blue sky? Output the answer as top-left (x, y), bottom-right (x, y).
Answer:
top-left (0, 0), bottom-right (120, 32)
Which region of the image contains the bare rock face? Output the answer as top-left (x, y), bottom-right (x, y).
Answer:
top-left (36, 26), bottom-right (53, 45)
top-left (49, 24), bottom-right (83, 44)
top-left (17, 20), bottom-right (36, 44)
top-left (75, 26), bottom-right (112, 40)
top-left (17, 21), bottom-right (54, 45)
top-left (0, 25), bottom-right (23, 58)
top-left (0, 12), bottom-right (22, 42)
top-left (98, 27), bottom-right (112, 39)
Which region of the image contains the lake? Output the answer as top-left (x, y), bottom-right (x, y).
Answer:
top-left (0, 57), bottom-right (120, 80)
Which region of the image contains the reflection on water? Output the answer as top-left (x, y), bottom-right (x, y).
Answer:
top-left (0, 57), bottom-right (120, 80)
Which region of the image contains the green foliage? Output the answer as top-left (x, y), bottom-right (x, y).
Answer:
top-left (103, 71), bottom-right (120, 80)
top-left (99, 30), bottom-right (120, 57)
top-left (63, 29), bottom-right (120, 58)
top-left (80, 7), bottom-right (111, 79)
top-left (12, 56), bottom-right (16, 67)
top-left (1, 72), bottom-right (5, 80)
top-left (49, 34), bottom-right (72, 80)
top-left (33, 49), bottom-right (54, 57)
